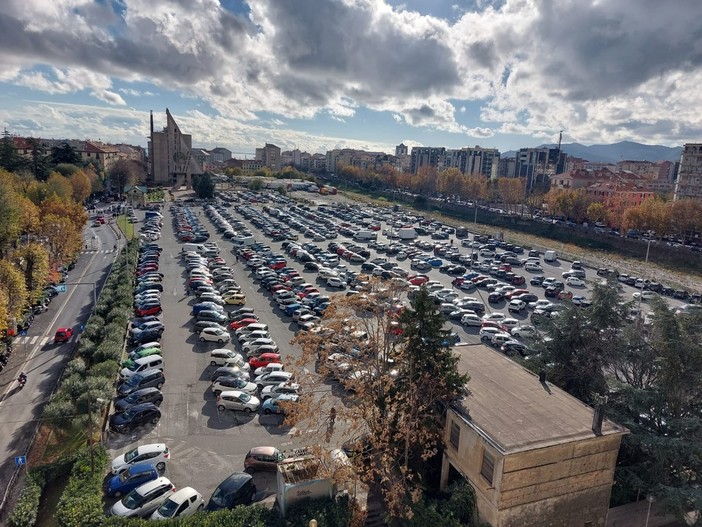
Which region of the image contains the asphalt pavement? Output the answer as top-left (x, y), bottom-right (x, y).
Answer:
top-left (0, 211), bottom-right (120, 513)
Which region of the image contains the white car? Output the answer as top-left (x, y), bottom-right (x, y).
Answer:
top-left (197, 292), bottom-right (224, 305)
top-left (500, 317), bottom-right (520, 329)
top-left (292, 308), bottom-right (313, 321)
top-left (511, 325), bottom-right (537, 339)
top-left (482, 312), bottom-right (506, 322)
top-left (111, 443), bottom-right (171, 474)
top-left (150, 487), bottom-right (204, 520)
top-left (255, 371), bottom-right (294, 389)
top-left (243, 338), bottom-right (278, 354)
top-left (209, 349), bottom-right (250, 371)
top-left (327, 276), bottom-right (347, 289)
top-left (632, 290), bottom-right (657, 301)
top-left (216, 390), bottom-right (260, 413)
top-left (239, 330), bottom-right (271, 344)
top-left (508, 299), bottom-right (526, 313)
top-left (253, 362), bottom-right (285, 377)
top-left (261, 381), bottom-right (301, 400)
top-left (199, 327), bottom-right (230, 344)
top-left (529, 299), bottom-right (553, 310)
top-left (566, 276), bottom-right (585, 287)
top-left (479, 327), bottom-right (502, 341)
top-left (461, 313), bottom-right (482, 327)
top-left (110, 478), bottom-right (176, 518)
top-left (524, 262), bottom-right (543, 272)
top-left (211, 377), bottom-right (258, 396)
top-left (490, 332), bottom-right (513, 347)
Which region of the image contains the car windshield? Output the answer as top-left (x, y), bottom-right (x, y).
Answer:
top-left (122, 489), bottom-right (148, 509)
top-left (239, 392), bottom-right (251, 402)
top-left (126, 375), bottom-right (142, 386)
top-left (124, 447), bottom-right (139, 462)
top-left (156, 497), bottom-right (178, 517)
top-left (209, 486), bottom-right (229, 507)
top-left (121, 409), bottom-right (135, 420)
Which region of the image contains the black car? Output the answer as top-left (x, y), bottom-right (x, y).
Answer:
top-left (206, 473), bottom-right (257, 511)
top-left (304, 261), bottom-right (320, 271)
top-left (487, 292), bottom-right (504, 304)
top-left (229, 307), bottom-right (255, 319)
top-left (673, 290), bottom-right (689, 299)
top-left (130, 328), bottom-right (164, 345)
top-left (135, 283), bottom-right (164, 293)
top-left (514, 293), bottom-right (539, 303)
top-left (196, 310), bottom-right (228, 324)
top-left (544, 286), bottom-right (559, 298)
top-left (193, 320), bottom-right (227, 334)
top-left (109, 403), bottom-right (161, 433)
top-left (114, 387), bottom-right (164, 412)
top-left (501, 341), bottom-right (528, 357)
top-left (660, 286), bottom-right (675, 296)
top-left (117, 370), bottom-right (166, 396)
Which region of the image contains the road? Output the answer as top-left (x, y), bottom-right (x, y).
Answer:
top-left (0, 212), bottom-right (120, 511)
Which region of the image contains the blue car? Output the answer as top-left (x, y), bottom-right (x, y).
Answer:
top-left (441, 332), bottom-right (461, 346)
top-left (262, 394), bottom-right (299, 415)
top-left (105, 463), bottom-right (159, 497)
top-left (426, 258), bottom-right (443, 267)
top-left (284, 303), bottom-right (303, 316)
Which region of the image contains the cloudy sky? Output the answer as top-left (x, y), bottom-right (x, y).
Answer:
top-left (0, 0), bottom-right (699, 156)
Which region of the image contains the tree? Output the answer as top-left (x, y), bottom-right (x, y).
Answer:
top-left (0, 130), bottom-right (27, 173)
top-left (287, 281), bottom-right (468, 519)
top-left (107, 159), bottom-right (139, 196)
top-left (608, 299), bottom-right (702, 518)
top-left (45, 172), bottom-right (73, 201)
top-left (53, 163), bottom-right (80, 177)
top-left (586, 201), bottom-right (608, 224)
top-left (0, 260), bottom-right (28, 321)
top-left (50, 142), bottom-right (81, 166)
top-left (26, 137), bottom-right (51, 181)
top-left (193, 173), bottom-right (215, 199)
top-left (39, 214), bottom-right (82, 265)
top-left (0, 171), bottom-right (23, 257)
top-left (17, 195), bottom-right (40, 235)
top-left (13, 243), bottom-right (50, 303)
top-left (496, 177), bottom-right (526, 213)
top-left (70, 170), bottom-right (92, 203)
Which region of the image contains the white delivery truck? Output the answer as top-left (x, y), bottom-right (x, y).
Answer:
top-left (182, 243), bottom-right (206, 254)
top-left (353, 230), bottom-right (377, 241)
top-left (232, 236), bottom-right (256, 248)
top-left (544, 250), bottom-right (558, 262)
top-left (397, 227), bottom-right (417, 240)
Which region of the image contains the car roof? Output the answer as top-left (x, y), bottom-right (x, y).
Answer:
top-left (133, 477), bottom-right (172, 495)
top-left (127, 462), bottom-right (158, 473)
top-left (56, 327), bottom-right (71, 333)
top-left (138, 443), bottom-right (167, 453)
top-left (248, 446), bottom-right (278, 457)
top-left (218, 472), bottom-right (253, 490)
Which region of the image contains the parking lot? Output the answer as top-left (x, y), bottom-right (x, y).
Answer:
top-left (105, 190), bottom-right (692, 515)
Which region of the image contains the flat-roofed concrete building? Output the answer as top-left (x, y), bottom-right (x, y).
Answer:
top-left (442, 344), bottom-right (627, 527)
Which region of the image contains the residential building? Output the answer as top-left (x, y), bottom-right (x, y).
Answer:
top-left (443, 344), bottom-right (627, 527)
top-left (410, 146), bottom-right (445, 173)
top-left (210, 147), bottom-right (232, 163)
top-left (191, 148), bottom-right (211, 172)
top-left (80, 141), bottom-right (120, 172)
top-left (551, 168), bottom-right (656, 207)
top-left (674, 143), bottom-right (702, 200)
top-left (310, 153), bottom-right (327, 171)
top-left (255, 143), bottom-right (281, 171)
top-left (395, 143), bottom-right (408, 157)
top-left (241, 159), bottom-right (265, 174)
top-left (516, 147), bottom-right (567, 192)
top-left (444, 146), bottom-right (500, 177)
top-left (149, 109), bottom-right (203, 187)
top-left (325, 148), bottom-right (386, 173)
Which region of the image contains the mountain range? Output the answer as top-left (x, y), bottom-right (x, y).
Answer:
top-left (502, 141), bottom-right (683, 163)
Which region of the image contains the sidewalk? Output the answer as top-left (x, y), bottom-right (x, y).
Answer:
top-left (607, 500), bottom-right (683, 527)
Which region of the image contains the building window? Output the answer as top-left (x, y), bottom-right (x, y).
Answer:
top-left (449, 422), bottom-right (460, 450)
top-left (480, 450), bottom-right (495, 486)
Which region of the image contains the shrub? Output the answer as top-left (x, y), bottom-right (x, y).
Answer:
top-left (283, 496), bottom-right (353, 527)
top-left (82, 316), bottom-right (105, 342)
top-left (56, 447), bottom-right (108, 527)
top-left (93, 341), bottom-right (122, 363)
top-left (64, 357), bottom-right (87, 377)
top-left (8, 471), bottom-right (45, 527)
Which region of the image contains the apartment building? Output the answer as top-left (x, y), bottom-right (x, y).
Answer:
top-left (674, 143), bottom-right (702, 200)
top-left (255, 143), bottom-right (281, 171)
top-left (443, 344), bottom-right (627, 527)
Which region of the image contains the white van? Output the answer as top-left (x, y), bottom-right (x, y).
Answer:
top-left (544, 250), bottom-right (558, 262)
top-left (353, 230), bottom-right (377, 241)
top-left (120, 355), bottom-right (164, 380)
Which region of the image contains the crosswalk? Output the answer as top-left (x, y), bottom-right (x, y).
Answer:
top-left (12, 335), bottom-right (51, 346)
top-left (82, 249), bottom-right (115, 254)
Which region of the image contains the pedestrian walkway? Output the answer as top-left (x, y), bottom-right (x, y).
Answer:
top-left (12, 336), bottom-right (51, 347)
top-left (81, 249), bottom-right (115, 254)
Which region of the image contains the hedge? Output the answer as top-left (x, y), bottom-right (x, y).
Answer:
top-left (8, 471), bottom-right (44, 527)
top-left (56, 447), bottom-right (108, 527)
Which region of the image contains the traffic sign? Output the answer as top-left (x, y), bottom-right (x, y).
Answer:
top-left (55, 285), bottom-right (67, 293)
top-left (15, 456), bottom-right (26, 466)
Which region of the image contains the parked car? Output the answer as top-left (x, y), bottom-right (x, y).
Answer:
top-left (261, 393), bottom-right (299, 415)
top-left (114, 387), bottom-right (164, 413)
top-left (244, 446), bottom-right (284, 473)
top-left (205, 473), bottom-right (256, 511)
top-left (150, 487), bottom-right (204, 520)
top-left (111, 443), bottom-right (170, 474)
top-left (117, 370), bottom-right (166, 396)
top-left (211, 376), bottom-right (258, 396)
top-left (109, 477), bottom-right (176, 518)
top-left (109, 403), bottom-right (162, 433)
top-left (199, 327), bottom-right (230, 343)
top-left (216, 390), bottom-right (261, 413)
top-left (106, 463), bottom-right (159, 497)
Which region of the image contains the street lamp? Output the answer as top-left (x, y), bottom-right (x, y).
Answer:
top-left (644, 494), bottom-right (655, 527)
top-left (309, 520), bottom-right (318, 527)
top-left (88, 397), bottom-right (107, 472)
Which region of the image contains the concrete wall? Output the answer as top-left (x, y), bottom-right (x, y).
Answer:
top-left (442, 411), bottom-right (623, 527)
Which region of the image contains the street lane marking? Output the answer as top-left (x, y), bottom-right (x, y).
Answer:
top-left (29, 336), bottom-right (37, 345)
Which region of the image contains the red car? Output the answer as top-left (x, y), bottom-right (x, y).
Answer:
top-left (229, 318), bottom-right (258, 330)
top-left (558, 291), bottom-right (574, 300)
top-left (269, 261), bottom-right (287, 270)
top-left (408, 275), bottom-right (429, 286)
top-left (54, 327), bottom-right (74, 343)
top-left (297, 287), bottom-right (318, 298)
top-left (249, 353), bottom-right (281, 369)
top-left (135, 305), bottom-right (162, 316)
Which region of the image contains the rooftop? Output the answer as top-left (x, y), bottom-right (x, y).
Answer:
top-left (452, 344), bottom-right (627, 455)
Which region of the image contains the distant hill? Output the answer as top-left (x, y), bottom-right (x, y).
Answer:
top-left (502, 141), bottom-right (682, 163)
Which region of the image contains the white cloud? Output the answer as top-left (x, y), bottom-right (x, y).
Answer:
top-left (0, 0), bottom-right (700, 149)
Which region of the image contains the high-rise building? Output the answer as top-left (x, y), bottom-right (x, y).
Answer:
top-left (255, 143), bottom-right (281, 171)
top-left (444, 146), bottom-right (500, 177)
top-left (149, 109), bottom-right (203, 187)
top-left (674, 144), bottom-right (702, 200)
top-left (410, 146), bottom-right (445, 173)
